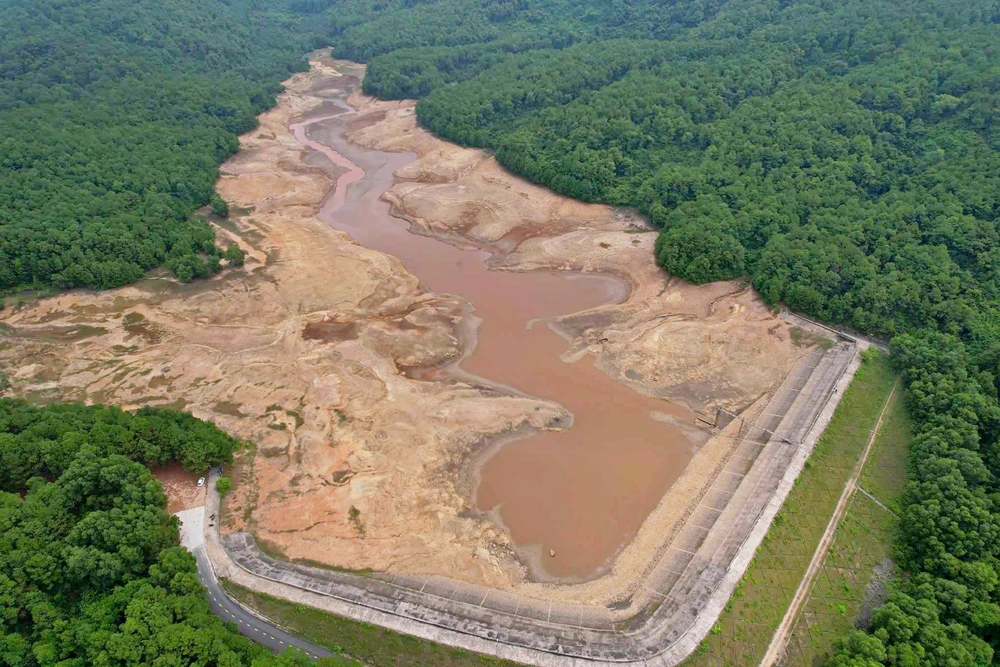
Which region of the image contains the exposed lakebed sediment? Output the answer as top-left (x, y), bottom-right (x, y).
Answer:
top-left (0, 57), bottom-right (812, 605)
top-left (295, 80), bottom-right (703, 581)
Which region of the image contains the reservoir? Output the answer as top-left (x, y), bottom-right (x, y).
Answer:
top-left (292, 75), bottom-right (695, 579)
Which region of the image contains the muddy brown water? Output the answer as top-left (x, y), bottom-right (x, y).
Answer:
top-left (292, 82), bottom-right (696, 580)
top-left (302, 321), bottom-right (359, 342)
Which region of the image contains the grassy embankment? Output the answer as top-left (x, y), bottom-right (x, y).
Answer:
top-left (683, 350), bottom-right (901, 666)
top-left (781, 382), bottom-right (910, 665)
top-left (221, 579), bottom-right (519, 667)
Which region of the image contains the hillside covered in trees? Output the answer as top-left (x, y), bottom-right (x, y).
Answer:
top-left (310, 1), bottom-right (1000, 663)
top-left (324, 0), bottom-right (1000, 341)
top-left (0, 0), bottom-right (311, 291)
top-left (0, 400), bottom-right (344, 666)
top-left (10, 0), bottom-right (996, 339)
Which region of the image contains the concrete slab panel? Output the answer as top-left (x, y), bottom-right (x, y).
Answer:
top-left (449, 584), bottom-right (490, 607)
top-left (548, 604), bottom-right (584, 626)
top-left (687, 506), bottom-right (721, 531)
top-left (392, 574), bottom-right (428, 592)
top-left (516, 597), bottom-right (552, 623)
top-left (757, 414), bottom-right (784, 433)
top-left (713, 471), bottom-right (744, 494)
top-left (579, 606), bottom-right (614, 630)
top-left (420, 577), bottom-right (457, 599)
top-left (701, 487), bottom-right (734, 511)
top-left (660, 548), bottom-right (694, 574)
top-left (482, 590), bottom-right (521, 615)
top-left (737, 440), bottom-right (765, 459)
top-left (646, 566), bottom-right (681, 595)
top-left (672, 525), bottom-right (709, 554)
top-left (724, 454), bottom-right (757, 475)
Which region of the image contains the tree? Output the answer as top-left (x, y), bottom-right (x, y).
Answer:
top-left (211, 194), bottom-right (231, 219)
top-left (224, 245), bottom-right (246, 267)
top-left (655, 222), bottom-right (745, 283)
top-left (0, 0), bottom-right (309, 293)
top-left (8, 0), bottom-right (1000, 661)
top-left (0, 400), bottom-right (336, 666)
top-left (829, 631), bottom-right (887, 667)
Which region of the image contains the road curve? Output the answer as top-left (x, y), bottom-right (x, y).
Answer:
top-left (195, 539), bottom-right (333, 660)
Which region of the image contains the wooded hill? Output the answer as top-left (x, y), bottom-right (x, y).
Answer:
top-left (0, 0), bottom-right (310, 291)
top-left (0, 399), bottom-right (348, 665)
top-left (316, 7), bottom-right (1000, 659)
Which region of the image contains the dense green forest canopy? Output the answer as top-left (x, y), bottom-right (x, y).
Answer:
top-left (321, 0), bottom-right (1000, 341)
top-left (8, 0), bottom-right (997, 340)
top-left (6, 0), bottom-right (1000, 664)
top-left (0, 0), bottom-right (311, 292)
top-left (313, 1), bottom-right (1000, 663)
top-left (0, 399), bottom-right (343, 666)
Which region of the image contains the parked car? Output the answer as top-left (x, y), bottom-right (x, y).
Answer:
top-left (197, 477), bottom-right (206, 487)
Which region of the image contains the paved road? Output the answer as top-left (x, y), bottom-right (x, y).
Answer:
top-left (194, 538), bottom-right (333, 660)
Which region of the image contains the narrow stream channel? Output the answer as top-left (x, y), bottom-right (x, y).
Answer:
top-left (291, 77), bottom-right (695, 580)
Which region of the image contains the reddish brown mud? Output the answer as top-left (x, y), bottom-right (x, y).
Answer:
top-left (293, 107), bottom-right (694, 578)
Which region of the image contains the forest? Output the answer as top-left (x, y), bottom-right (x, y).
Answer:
top-left (0, 399), bottom-right (345, 666)
top-left (0, 0), bottom-right (311, 291)
top-left (341, 0), bottom-right (1000, 341)
top-left (3, 0), bottom-right (1000, 664)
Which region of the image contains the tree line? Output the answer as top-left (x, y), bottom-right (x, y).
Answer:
top-left (0, 399), bottom-right (348, 666)
top-left (406, 3), bottom-right (999, 340)
top-left (0, 0), bottom-right (312, 292)
top-left (6, 0), bottom-right (1000, 663)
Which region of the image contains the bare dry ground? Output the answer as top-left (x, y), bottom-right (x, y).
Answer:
top-left (346, 90), bottom-right (809, 415)
top-left (153, 463), bottom-right (207, 514)
top-left (0, 58), bottom-right (816, 606)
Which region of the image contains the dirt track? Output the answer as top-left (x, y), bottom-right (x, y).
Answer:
top-left (0, 57), bottom-right (817, 606)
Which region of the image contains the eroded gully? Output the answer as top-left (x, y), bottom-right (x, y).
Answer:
top-left (290, 92), bottom-right (695, 581)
